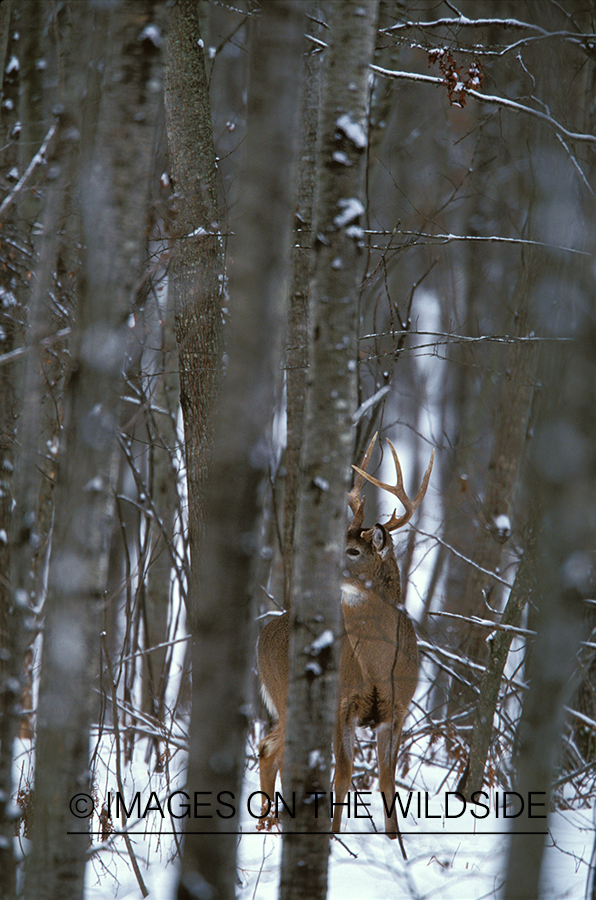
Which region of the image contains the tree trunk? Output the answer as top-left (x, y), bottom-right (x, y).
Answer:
top-left (174, 3), bottom-right (304, 899)
top-left (25, 3), bottom-right (162, 896)
top-left (283, 14), bottom-right (322, 606)
top-left (459, 537), bottom-right (536, 798)
top-left (141, 288), bottom-right (180, 729)
top-left (503, 316), bottom-right (592, 900)
top-left (279, 3), bottom-right (379, 899)
top-left (164, 0), bottom-right (223, 557)
top-left (504, 4), bottom-right (596, 892)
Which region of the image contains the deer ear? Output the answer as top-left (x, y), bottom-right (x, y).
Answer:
top-left (372, 525), bottom-right (388, 553)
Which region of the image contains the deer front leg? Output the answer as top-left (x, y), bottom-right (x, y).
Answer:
top-left (332, 717), bottom-right (355, 834)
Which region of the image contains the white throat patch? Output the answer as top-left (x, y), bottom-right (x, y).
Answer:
top-left (341, 583), bottom-right (367, 606)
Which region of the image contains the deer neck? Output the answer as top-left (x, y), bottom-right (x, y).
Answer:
top-left (341, 565), bottom-right (401, 609)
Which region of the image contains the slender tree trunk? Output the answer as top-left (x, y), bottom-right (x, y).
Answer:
top-left (164, 0), bottom-right (223, 557)
top-left (175, 3), bottom-right (304, 899)
top-left (25, 3), bottom-right (162, 897)
top-left (459, 537), bottom-right (536, 798)
top-left (0, 2), bottom-right (13, 99)
top-left (446, 252), bottom-right (541, 729)
top-left (458, 255), bottom-right (540, 666)
top-left (141, 288), bottom-right (180, 728)
top-left (279, 4), bottom-right (379, 899)
top-left (504, 6), bottom-right (596, 891)
top-left (503, 321), bottom-right (591, 900)
top-left (0, 6), bottom-right (51, 891)
top-left (283, 12), bottom-right (322, 605)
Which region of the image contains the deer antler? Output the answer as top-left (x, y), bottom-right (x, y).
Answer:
top-left (347, 432), bottom-right (378, 529)
top-left (352, 439), bottom-right (434, 531)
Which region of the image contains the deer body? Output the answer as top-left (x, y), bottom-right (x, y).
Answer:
top-left (257, 437), bottom-right (432, 844)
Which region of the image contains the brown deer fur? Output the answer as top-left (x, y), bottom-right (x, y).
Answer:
top-left (256, 435), bottom-right (433, 847)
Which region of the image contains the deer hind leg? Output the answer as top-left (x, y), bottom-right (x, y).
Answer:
top-left (376, 718), bottom-right (406, 853)
top-left (332, 717), bottom-right (356, 834)
top-left (257, 722), bottom-right (283, 829)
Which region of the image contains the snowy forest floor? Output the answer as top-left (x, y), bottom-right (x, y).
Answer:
top-left (12, 730), bottom-right (590, 900)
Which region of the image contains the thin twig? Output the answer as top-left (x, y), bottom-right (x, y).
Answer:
top-left (363, 228), bottom-right (591, 257)
top-left (413, 527), bottom-right (513, 588)
top-left (371, 65), bottom-right (596, 145)
top-left (100, 634), bottom-right (149, 898)
top-left (0, 327), bottom-right (71, 369)
top-left (0, 121), bottom-right (58, 219)
top-left (428, 609), bottom-right (536, 636)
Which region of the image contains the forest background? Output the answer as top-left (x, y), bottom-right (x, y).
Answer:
top-left (0, 1), bottom-right (596, 899)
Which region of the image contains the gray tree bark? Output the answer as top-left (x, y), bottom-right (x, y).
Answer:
top-left (283, 15), bottom-right (322, 606)
top-left (141, 289), bottom-right (180, 728)
top-left (279, 3), bottom-right (379, 899)
top-left (164, 0), bottom-right (223, 558)
top-left (174, 3), bottom-right (304, 899)
top-left (503, 311), bottom-right (592, 900)
top-left (24, 3), bottom-right (162, 897)
top-left (503, 5), bottom-right (596, 892)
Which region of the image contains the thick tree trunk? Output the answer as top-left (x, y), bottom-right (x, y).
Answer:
top-left (503, 320), bottom-right (592, 900)
top-left (503, 3), bottom-right (596, 894)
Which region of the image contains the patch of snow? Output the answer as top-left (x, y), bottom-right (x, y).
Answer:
top-left (335, 113), bottom-right (367, 149)
top-left (332, 150), bottom-right (352, 166)
top-left (307, 630), bottom-right (334, 655)
top-left (334, 198), bottom-right (364, 229)
top-left (139, 24), bottom-right (162, 47)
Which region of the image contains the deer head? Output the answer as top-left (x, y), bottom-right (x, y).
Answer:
top-left (256, 434), bottom-right (433, 854)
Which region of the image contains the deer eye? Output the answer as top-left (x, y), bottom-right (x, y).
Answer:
top-left (346, 547), bottom-right (360, 558)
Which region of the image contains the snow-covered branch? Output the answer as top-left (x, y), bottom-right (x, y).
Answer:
top-left (359, 330), bottom-right (572, 348)
top-left (0, 121), bottom-right (58, 220)
top-left (351, 384), bottom-right (390, 424)
top-left (381, 16), bottom-right (593, 43)
top-left (371, 64), bottom-right (596, 145)
top-left (364, 228), bottom-right (592, 256)
top-left (428, 609), bottom-right (536, 637)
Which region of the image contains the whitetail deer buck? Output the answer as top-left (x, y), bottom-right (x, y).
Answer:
top-left (257, 434), bottom-right (433, 849)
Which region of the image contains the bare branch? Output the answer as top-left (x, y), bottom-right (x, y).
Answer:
top-left (0, 121), bottom-right (57, 220)
top-left (364, 228), bottom-right (592, 256)
top-left (414, 527), bottom-right (513, 588)
top-left (0, 327), bottom-right (71, 369)
top-left (351, 385), bottom-right (390, 424)
top-left (359, 329), bottom-right (572, 346)
top-left (371, 64), bottom-right (596, 145)
top-left (428, 609), bottom-right (536, 637)
top-left (381, 16), bottom-right (593, 42)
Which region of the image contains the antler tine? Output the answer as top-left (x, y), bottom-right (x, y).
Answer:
top-left (347, 432), bottom-right (378, 522)
top-left (353, 440), bottom-right (435, 531)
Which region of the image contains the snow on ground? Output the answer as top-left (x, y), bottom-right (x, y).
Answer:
top-left (75, 735), bottom-right (593, 899)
